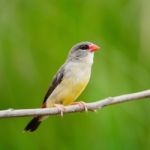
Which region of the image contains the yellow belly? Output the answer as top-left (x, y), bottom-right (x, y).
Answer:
top-left (46, 76), bottom-right (90, 107)
top-left (62, 82), bottom-right (87, 105)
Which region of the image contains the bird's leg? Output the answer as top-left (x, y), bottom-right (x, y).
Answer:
top-left (54, 104), bottom-right (65, 116)
top-left (71, 101), bottom-right (88, 111)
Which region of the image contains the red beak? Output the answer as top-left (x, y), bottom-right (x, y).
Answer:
top-left (89, 44), bottom-right (100, 52)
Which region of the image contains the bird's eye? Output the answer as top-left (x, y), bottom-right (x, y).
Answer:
top-left (79, 44), bottom-right (89, 50)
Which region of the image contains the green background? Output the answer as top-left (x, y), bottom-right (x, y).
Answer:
top-left (0, 0), bottom-right (150, 149)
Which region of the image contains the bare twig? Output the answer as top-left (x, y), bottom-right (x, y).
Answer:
top-left (0, 89), bottom-right (150, 118)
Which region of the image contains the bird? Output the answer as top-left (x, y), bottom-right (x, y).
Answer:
top-left (24, 41), bottom-right (100, 132)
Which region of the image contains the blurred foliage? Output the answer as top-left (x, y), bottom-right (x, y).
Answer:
top-left (0, 0), bottom-right (150, 150)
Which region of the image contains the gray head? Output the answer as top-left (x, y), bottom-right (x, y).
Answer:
top-left (68, 42), bottom-right (100, 61)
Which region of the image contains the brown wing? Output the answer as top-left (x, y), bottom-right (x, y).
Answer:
top-left (42, 67), bottom-right (64, 104)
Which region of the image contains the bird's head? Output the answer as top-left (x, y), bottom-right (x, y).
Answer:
top-left (68, 42), bottom-right (100, 63)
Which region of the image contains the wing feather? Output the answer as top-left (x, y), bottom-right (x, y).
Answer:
top-left (43, 67), bottom-right (64, 103)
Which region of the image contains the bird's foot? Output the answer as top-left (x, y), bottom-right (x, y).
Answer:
top-left (71, 101), bottom-right (88, 111)
top-left (54, 104), bottom-right (65, 116)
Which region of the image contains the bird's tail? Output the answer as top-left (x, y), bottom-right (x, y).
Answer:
top-left (24, 116), bottom-right (42, 132)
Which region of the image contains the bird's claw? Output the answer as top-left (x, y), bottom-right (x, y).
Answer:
top-left (72, 101), bottom-right (88, 111)
top-left (54, 104), bottom-right (65, 116)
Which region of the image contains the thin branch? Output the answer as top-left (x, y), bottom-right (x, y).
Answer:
top-left (0, 89), bottom-right (150, 118)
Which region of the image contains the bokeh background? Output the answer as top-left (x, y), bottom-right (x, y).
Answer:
top-left (0, 0), bottom-right (150, 149)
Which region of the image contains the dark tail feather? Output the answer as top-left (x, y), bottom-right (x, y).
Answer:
top-left (24, 117), bottom-right (41, 132)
